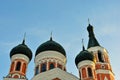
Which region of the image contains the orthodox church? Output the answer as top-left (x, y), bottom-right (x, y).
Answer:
top-left (4, 23), bottom-right (115, 80)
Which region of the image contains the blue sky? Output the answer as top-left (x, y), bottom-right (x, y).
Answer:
top-left (0, 0), bottom-right (120, 80)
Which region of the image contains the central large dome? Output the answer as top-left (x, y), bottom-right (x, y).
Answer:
top-left (35, 38), bottom-right (66, 57)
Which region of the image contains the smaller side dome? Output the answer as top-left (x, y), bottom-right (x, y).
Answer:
top-left (75, 46), bottom-right (95, 66)
top-left (35, 38), bottom-right (66, 57)
top-left (10, 40), bottom-right (32, 61)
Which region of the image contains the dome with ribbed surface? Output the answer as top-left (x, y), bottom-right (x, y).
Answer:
top-left (10, 40), bottom-right (32, 61)
top-left (35, 38), bottom-right (66, 57)
top-left (75, 46), bottom-right (95, 66)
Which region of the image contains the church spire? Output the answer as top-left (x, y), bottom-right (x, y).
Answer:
top-left (22, 32), bottom-right (26, 45)
top-left (50, 31), bottom-right (53, 41)
top-left (82, 39), bottom-right (85, 51)
top-left (87, 23), bottom-right (100, 48)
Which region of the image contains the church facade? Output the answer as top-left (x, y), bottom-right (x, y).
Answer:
top-left (4, 23), bottom-right (115, 80)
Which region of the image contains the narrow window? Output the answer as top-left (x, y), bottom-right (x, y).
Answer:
top-left (50, 63), bottom-right (55, 69)
top-left (88, 68), bottom-right (93, 77)
top-left (82, 68), bottom-right (86, 78)
top-left (35, 66), bottom-right (39, 75)
top-left (98, 50), bottom-right (104, 62)
top-left (41, 63), bottom-right (46, 72)
top-left (16, 62), bottom-right (21, 71)
top-left (22, 63), bottom-right (26, 73)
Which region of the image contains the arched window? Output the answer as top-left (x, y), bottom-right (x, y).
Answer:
top-left (88, 68), bottom-right (93, 77)
top-left (10, 62), bottom-right (15, 72)
top-left (22, 63), bottom-right (26, 73)
top-left (50, 63), bottom-right (55, 69)
top-left (41, 63), bottom-right (46, 72)
top-left (15, 62), bottom-right (21, 71)
top-left (35, 66), bottom-right (39, 75)
top-left (82, 68), bottom-right (86, 78)
top-left (98, 50), bottom-right (104, 62)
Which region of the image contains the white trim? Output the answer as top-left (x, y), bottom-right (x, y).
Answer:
top-left (87, 46), bottom-right (109, 56)
top-left (77, 60), bottom-right (95, 69)
top-left (96, 69), bottom-right (114, 77)
top-left (88, 46), bottom-right (105, 51)
top-left (12, 73), bottom-right (20, 78)
top-left (11, 54), bottom-right (29, 63)
top-left (4, 78), bottom-right (26, 80)
top-left (35, 51), bottom-right (66, 66)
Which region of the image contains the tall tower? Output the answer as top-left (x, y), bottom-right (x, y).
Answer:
top-left (87, 24), bottom-right (115, 80)
top-left (4, 39), bottom-right (32, 80)
top-left (32, 37), bottom-right (67, 80)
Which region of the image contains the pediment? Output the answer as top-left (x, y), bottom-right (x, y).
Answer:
top-left (32, 68), bottom-right (79, 80)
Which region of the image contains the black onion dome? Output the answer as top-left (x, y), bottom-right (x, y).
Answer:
top-left (35, 38), bottom-right (66, 57)
top-left (75, 46), bottom-right (95, 66)
top-left (10, 40), bottom-right (32, 61)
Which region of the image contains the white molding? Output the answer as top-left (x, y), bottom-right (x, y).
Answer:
top-left (11, 54), bottom-right (29, 63)
top-left (35, 51), bottom-right (66, 66)
top-left (96, 69), bottom-right (114, 77)
top-left (4, 78), bottom-right (26, 80)
top-left (77, 60), bottom-right (95, 69)
top-left (88, 46), bottom-right (104, 51)
top-left (12, 73), bottom-right (20, 78)
top-left (87, 46), bottom-right (109, 56)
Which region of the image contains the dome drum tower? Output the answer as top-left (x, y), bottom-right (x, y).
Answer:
top-left (34, 50), bottom-right (66, 74)
top-left (75, 46), bottom-right (97, 80)
top-left (4, 40), bottom-right (32, 80)
top-left (32, 38), bottom-right (67, 80)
